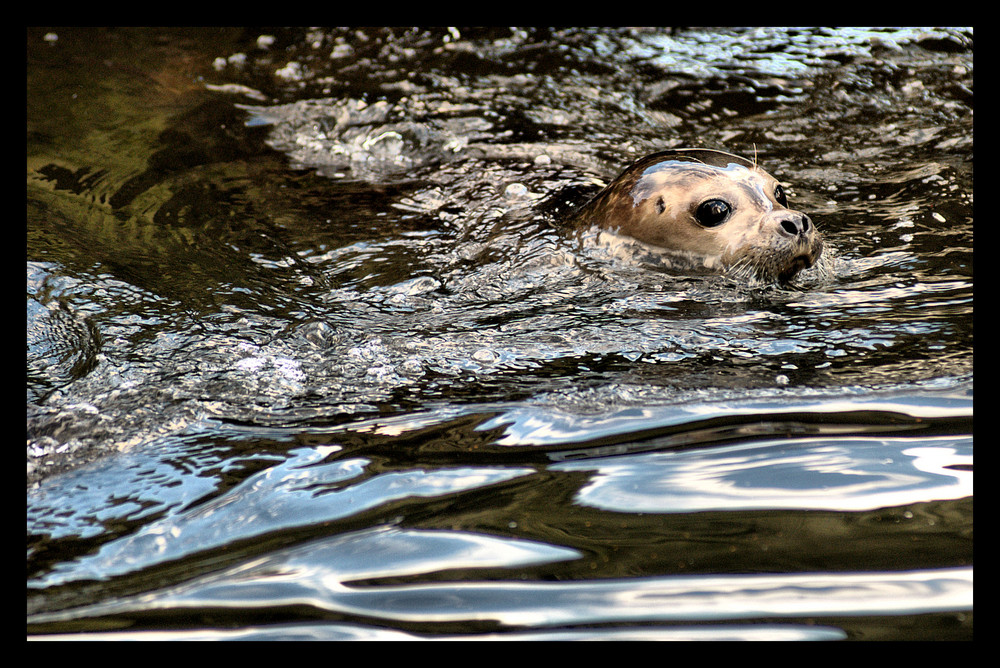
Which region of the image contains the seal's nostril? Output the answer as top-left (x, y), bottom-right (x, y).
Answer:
top-left (780, 215), bottom-right (811, 236)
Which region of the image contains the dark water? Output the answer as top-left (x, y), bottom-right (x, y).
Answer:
top-left (27, 27), bottom-right (972, 640)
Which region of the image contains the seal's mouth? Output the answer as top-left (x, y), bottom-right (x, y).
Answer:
top-left (777, 254), bottom-right (813, 283)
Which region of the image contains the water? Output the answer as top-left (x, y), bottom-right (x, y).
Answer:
top-left (27, 27), bottom-right (972, 640)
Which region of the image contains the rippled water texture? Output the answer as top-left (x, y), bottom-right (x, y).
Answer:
top-left (27, 27), bottom-right (972, 640)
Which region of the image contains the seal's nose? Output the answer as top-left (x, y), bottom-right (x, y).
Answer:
top-left (779, 213), bottom-right (812, 237)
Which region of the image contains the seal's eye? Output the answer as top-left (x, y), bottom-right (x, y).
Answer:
top-left (774, 184), bottom-right (788, 207)
top-left (696, 199), bottom-right (731, 227)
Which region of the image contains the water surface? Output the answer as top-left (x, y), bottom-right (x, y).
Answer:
top-left (27, 27), bottom-right (972, 640)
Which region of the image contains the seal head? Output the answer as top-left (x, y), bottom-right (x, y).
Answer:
top-left (570, 148), bottom-right (822, 283)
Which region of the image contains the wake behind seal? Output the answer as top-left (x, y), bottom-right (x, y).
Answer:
top-left (569, 148), bottom-right (823, 284)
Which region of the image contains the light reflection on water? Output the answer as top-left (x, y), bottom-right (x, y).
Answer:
top-left (555, 436), bottom-right (972, 514)
top-left (31, 447), bottom-right (534, 588)
top-left (28, 390), bottom-right (972, 636)
top-left (29, 516), bottom-right (970, 635)
top-left (31, 624), bottom-right (851, 641)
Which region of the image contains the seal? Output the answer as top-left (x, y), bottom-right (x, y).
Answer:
top-left (569, 148), bottom-right (822, 283)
